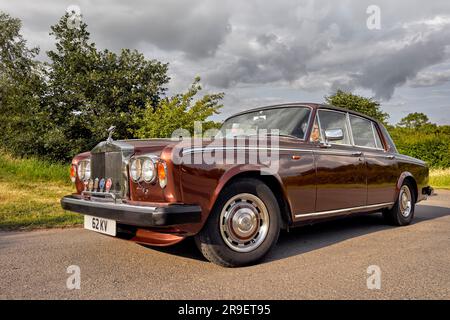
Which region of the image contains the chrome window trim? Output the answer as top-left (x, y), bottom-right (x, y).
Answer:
top-left (346, 112), bottom-right (355, 146)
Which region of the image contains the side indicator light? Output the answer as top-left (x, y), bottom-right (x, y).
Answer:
top-left (70, 165), bottom-right (77, 183)
top-left (157, 161), bottom-right (167, 188)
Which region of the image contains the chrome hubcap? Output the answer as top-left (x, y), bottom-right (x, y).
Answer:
top-left (220, 193), bottom-right (269, 253)
top-left (399, 185), bottom-right (412, 217)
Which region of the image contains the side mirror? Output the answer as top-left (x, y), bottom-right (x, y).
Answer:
top-left (324, 128), bottom-right (344, 141)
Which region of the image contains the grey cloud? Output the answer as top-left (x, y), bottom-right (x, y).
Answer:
top-left (205, 0), bottom-right (450, 101)
top-left (408, 69), bottom-right (450, 87)
top-left (3, 0), bottom-right (450, 120)
top-left (351, 30), bottom-right (450, 99)
top-left (1, 0), bottom-right (232, 59)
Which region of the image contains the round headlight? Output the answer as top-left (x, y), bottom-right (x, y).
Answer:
top-left (130, 159), bottom-right (141, 182)
top-left (77, 160), bottom-right (90, 180)
top-left (142, 158), bottom-right (156, 183)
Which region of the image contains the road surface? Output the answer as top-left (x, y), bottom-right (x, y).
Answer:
top-left (1, 190), bottom-right (449, 299)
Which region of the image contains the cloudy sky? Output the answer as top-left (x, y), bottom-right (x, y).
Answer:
top-left (2, 0), bottom-right (450, 124)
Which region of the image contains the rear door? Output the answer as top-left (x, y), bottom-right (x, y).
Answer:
top-left (348, 115), bottom-right (398, 205)
top-left (314, 110), bottom-right (367, 212)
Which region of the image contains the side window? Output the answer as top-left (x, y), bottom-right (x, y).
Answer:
top-left (372, 123), bottom-right (384, 149)
top-left (349, 115), bottom-right (377, 148)
top-left (309, 116), bottom-right (322, 143)
top-left (317, 110), bottom-right (351, 145)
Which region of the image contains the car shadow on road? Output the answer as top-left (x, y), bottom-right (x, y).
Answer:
top-left (144, 204), bottom-right (450, 265)
top-left (266, 204), bottom-right (450, 264)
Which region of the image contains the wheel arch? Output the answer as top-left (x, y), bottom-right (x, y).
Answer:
top-left (210, 167), bottom-right (292, 229)
top-left (397, 172), bottom-right (418, 203)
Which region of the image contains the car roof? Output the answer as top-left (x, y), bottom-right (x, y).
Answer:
top-left (224, 102), bottom-right (381, 124)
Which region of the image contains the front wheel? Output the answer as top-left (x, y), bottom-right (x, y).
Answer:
top-left (383, 181), bottom-right (416, 226)
top-left (195, 178), bottom-right (281, 267)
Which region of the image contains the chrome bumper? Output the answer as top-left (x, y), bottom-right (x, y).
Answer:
top-left (61, 195), bottom-right (202, 227)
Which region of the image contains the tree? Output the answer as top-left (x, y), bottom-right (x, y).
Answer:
top-left (325, 90), bottom-right (389, 124)
top-left (132, 77), bottom-right (223, 138)
top-left (0, 12), bottom-right (46, 157)
top-left (44, 13), bottom-right (170, 160)
top-left (398, 112), bottom-right (431, 129)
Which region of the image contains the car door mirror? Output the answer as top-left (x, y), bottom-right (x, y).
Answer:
top-left (324, 128), bottom-right (344, 141)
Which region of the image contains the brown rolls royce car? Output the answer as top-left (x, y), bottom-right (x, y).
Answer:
top-left (61, 103), bottom-right (433, 267)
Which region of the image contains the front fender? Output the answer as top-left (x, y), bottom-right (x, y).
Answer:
top-left (209, 164), bottom-right (286, 212)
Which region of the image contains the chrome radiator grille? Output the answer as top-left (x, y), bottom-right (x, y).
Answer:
top-left (89, 140), bottom-right (134, 198)
top-left (91, 152), bottom-right (123, 194)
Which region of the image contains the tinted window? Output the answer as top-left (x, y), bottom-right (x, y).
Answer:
top-left (219, 107), bottom-right (311, 139)
top-left (349, 115), bottom-right (377, 148)
top-left (317, 110), bottom-right (351, 145)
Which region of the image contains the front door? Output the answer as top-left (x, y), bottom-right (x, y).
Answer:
top-left (314, 109), bottom-right (367, 212)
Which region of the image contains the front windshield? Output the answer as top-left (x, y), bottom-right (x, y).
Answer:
top-left (218, 107), bottom-right (311, 139)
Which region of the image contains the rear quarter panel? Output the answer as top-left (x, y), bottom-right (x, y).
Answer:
top-left (395, 154), bottom-right (429, 202)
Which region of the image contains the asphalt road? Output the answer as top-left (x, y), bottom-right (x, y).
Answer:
top-left (1, 191), bottom-right (449, 300)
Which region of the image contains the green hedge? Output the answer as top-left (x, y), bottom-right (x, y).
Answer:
top-left (389, 126), bottom-right (450, 168)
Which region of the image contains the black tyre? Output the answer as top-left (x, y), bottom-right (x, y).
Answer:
top-left (195, 178), bottom-right (281, 267)
top-left (383, 180), bottom-right (416, 226)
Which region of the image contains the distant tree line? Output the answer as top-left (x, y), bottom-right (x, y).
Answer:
top-left (0, 11), bottom-right (223, 162)
top-left (327, 91), bottom-right (450, 168)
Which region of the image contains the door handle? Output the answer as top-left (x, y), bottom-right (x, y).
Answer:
top-left (352, 152), bottom-right (363, 157)
top-left (385, 155), bottom-right (395, 160)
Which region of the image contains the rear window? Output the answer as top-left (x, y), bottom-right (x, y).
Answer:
top-left (349, 115), bottom-right (380, 148)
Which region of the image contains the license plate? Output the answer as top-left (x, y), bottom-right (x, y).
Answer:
top-left (84, 215), bottom-right (116, 236)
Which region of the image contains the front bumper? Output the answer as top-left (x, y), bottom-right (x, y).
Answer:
top-left (61, 195), bottom-right (202, 227)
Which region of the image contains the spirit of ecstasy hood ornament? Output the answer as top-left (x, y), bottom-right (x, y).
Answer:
top-left (106, 125), bottom-right (116, 144)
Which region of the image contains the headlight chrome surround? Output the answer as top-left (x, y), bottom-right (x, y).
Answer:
top-left (130, 155), bottom-right (158, 184)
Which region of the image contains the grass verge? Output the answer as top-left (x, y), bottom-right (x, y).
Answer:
top-left (0, 152), bottom-right (82, 230)
top-left (429, 168), bottom-right (450, 190)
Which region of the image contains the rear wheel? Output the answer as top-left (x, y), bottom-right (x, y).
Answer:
top-left (195, 178), bottom-right (281, 267)
top-left (383, 180), bottom-right (416, 226)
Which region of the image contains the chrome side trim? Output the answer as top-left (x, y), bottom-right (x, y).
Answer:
top-left (294, 202), bottom-right (395, 219)
top-left (182, 146), bottom-right (314, 156)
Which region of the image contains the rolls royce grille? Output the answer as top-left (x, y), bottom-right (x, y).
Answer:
top-left (91, 151), bottom-right (124, 194)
